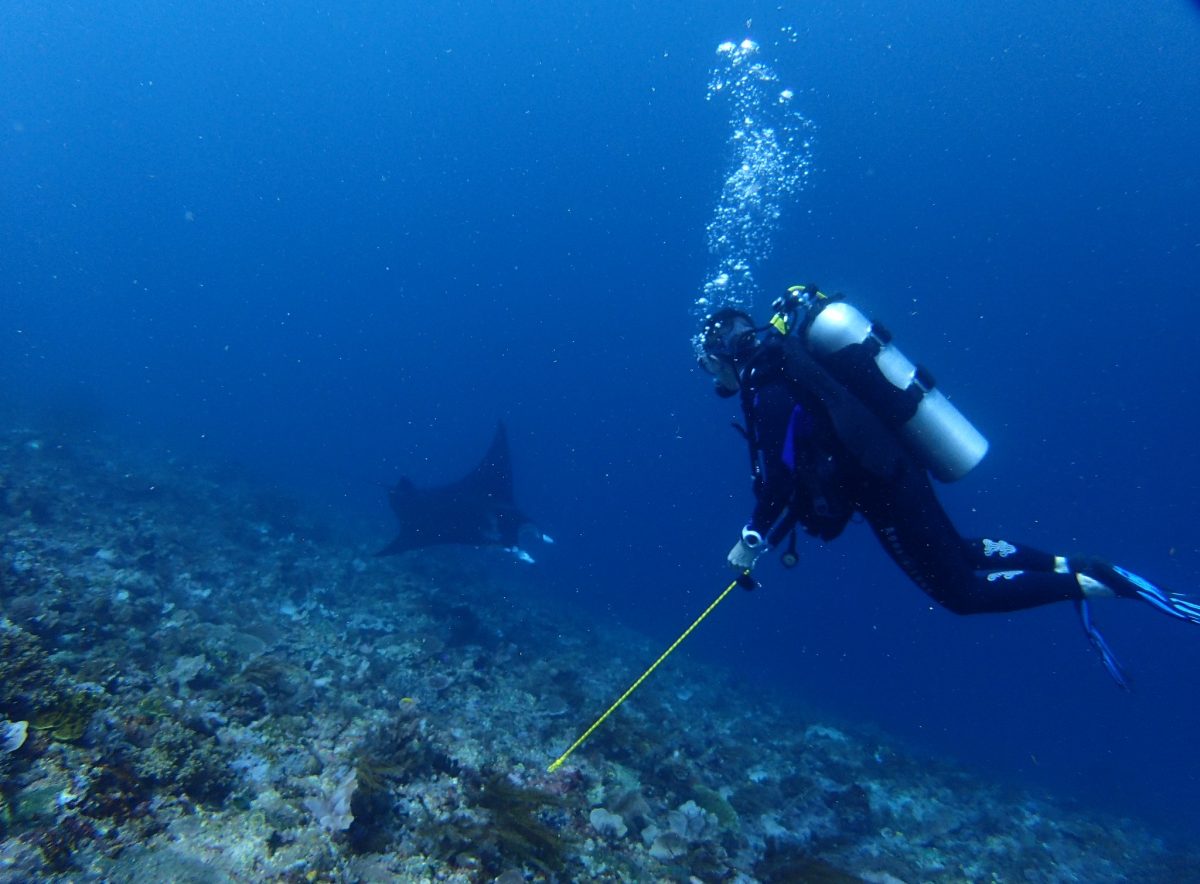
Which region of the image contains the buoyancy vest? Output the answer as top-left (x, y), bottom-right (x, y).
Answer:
top-left (746, 335), bottom-right (909, 481)
top-left (737, 336), bottom-right (908, 541)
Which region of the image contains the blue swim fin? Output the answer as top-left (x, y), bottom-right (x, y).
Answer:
top-left (1110, 564), bottom-right (1200, 625)
top-left (1076, 600), bottom-right (1130, 690)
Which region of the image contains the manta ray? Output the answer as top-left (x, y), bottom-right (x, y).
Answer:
top-left (378, 422), bottom-right (551, 560)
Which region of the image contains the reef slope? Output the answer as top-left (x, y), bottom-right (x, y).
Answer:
top-left (0, 428), bottom-right (1190, 882)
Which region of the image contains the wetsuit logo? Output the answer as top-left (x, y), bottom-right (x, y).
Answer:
top-left (982, 539), bottom-right (1017, 558)
top-left (986, 570), bottom-right (1024, 582)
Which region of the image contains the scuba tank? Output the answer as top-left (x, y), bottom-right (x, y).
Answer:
top-left (771, 285), bottom-right (988, 482)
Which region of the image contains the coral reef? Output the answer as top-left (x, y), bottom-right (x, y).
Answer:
top-left (0, 425), bottom-right (1194, 882)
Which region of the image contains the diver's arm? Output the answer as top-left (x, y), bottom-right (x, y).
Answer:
top-left (728, 383), bottom-right (795, 571)
top-left (746, 382), bottom-right (796, 537)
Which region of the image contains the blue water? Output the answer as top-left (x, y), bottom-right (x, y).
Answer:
top-left (5, 0), bottom-right (1199, 842)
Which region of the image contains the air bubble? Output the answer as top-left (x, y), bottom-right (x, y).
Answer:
top-left (692, 37), bottom-right (815, 353)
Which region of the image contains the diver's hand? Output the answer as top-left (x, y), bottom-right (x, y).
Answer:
top-left (727, 527), bottom-right (765, 570)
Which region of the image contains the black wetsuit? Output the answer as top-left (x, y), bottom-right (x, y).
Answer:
top-left (738, 334), bottom-right (1085, 614)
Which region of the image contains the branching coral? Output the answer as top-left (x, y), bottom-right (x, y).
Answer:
top-left (132, 715), bottom-right (235, 805)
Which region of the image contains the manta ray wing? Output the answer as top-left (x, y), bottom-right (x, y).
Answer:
top-left (465, 422), bottom-right (516, 503)
top-left (377, 421), bottom-right (530, 555)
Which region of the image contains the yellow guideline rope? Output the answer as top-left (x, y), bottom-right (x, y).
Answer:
top-left (547, 572), bottom-right (747, 773)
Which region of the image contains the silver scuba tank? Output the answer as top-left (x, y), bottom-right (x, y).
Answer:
top-left (803, 299), bottom-right (989, 482)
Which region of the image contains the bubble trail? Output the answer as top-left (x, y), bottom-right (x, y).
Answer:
top-left (693, 38), bottom-right (815, 352)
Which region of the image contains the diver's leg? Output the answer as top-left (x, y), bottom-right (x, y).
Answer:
top-left (856, 464), bottom-right (1082, 615)
top-left (857, 467), bottom-right (1183, 685)
top-left (960, 540), bottom-right (1200, 622)
top-left (962, 538), bottom-right (1062, 572)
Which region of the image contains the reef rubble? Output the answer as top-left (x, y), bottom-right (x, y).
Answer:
top-left (0, 427), bottom-right (1191, 882)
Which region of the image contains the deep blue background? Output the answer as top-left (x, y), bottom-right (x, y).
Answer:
top-left (4, 0), bottom-right (1199, 840)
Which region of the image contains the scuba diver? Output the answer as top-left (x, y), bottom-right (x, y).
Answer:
top-left (698, 284), bottom-right (1200, 688)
